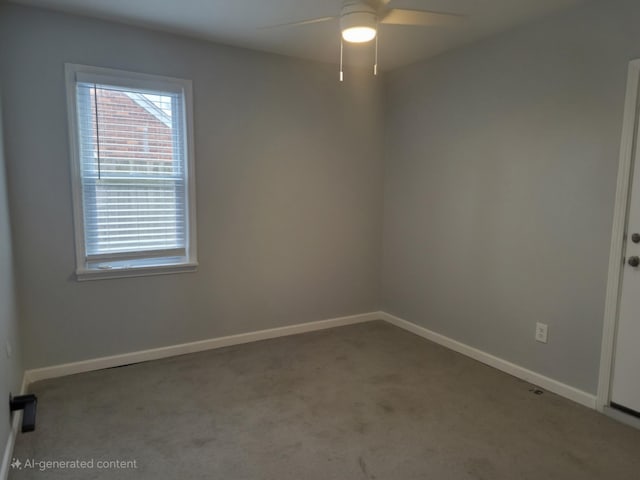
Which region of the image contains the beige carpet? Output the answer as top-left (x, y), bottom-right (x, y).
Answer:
top-left (9, 321), bottom-right (640, 479)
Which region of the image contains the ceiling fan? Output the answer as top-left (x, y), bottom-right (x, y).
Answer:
top-left (263, 0), bottom-right (464, 80)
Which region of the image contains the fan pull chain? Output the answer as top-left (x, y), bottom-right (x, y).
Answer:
top-left (374, 30), bottom-right (379, 76)
top-left (340, 39), bottom-right (344, 82)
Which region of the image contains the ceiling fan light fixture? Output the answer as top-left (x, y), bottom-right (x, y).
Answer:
top-left (340, 4), bottom-right (377, 43)
top-left (342, 26), bottom-right (376, 43)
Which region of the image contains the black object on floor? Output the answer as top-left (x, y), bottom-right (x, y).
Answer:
top-left (611, 402), bottom-right (640, 420)
top-left (10, 394), bottom-right (38, 432)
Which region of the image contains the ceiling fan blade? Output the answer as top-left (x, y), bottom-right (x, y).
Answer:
top-left (380, 8), bottom-right (464, 27)
top-left (260, 16), bottom-right (337, 30)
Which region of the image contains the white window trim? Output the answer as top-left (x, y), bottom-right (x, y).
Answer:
top-left (65, 63), bottom-right (198, 281)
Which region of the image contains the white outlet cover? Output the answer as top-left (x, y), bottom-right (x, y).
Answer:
top-left (535, 323), bottom-right (548, 344)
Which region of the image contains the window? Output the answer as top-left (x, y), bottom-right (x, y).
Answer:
top-left (66, 64), bottom-right (197, 280)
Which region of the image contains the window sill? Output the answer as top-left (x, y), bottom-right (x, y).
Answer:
top-left (76, 261), bottom-right (198, 281)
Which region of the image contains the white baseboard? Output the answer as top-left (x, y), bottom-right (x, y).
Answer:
top-left (25, 312), bottom-right (381, 384)
top-left (1, 375), bottom-right (28, 480)
top-left (380, 312), bottom-right (597, 409)
top-left (21, 310), bottom-right (595, 416)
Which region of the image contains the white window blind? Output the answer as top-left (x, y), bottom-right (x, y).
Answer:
top-left (67, 64), bottom-right (197, 279)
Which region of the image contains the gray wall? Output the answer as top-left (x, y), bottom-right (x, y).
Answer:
top-left (383, 0), bottom-right (640, 394)
top-left (0, 4), bottom-right (384, 369)
top-left (0, 96), bottom-right (23, 462)
top-left (2, 0), bottom-right (635, 396)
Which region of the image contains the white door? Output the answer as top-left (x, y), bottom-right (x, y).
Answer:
top-left (612, 119), bottom-right (640, 415)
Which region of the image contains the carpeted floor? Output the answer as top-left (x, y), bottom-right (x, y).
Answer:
top-left (9, 321), bottom-right (640, 479)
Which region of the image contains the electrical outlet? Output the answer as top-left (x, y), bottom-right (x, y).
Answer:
top-left (5, 341), bottom-right (12, 358)
top-left (535, 323), bottom-right (548, 344)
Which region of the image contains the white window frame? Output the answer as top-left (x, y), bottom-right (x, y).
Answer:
top-left (65, 64), bottom-right (198, 281)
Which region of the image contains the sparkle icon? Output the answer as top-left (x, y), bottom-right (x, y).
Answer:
top-left (10, 458), bottom-right (22, 470)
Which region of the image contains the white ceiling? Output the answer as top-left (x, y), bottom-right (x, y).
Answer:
top-left (9, 0), bottom-right (584, 70)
